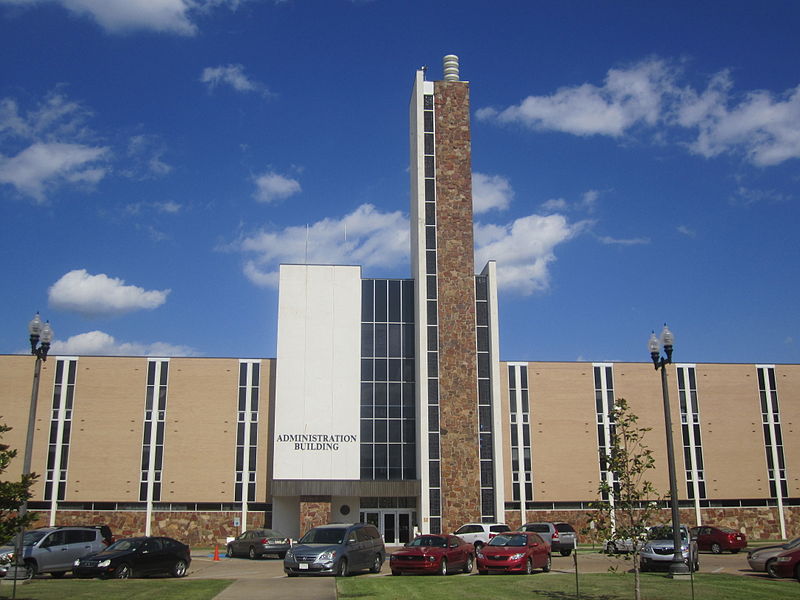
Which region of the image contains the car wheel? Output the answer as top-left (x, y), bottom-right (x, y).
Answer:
top-left (50, 571), bottom-right (66, 578)
top-left (694, 560), bottom-right (700, 572)
top-left (226, 545), bottom-right (234, 558)
top-left (525, 558), bottom-right (533, 575)
top-left (369, 554), bottom-right (382, 574)
top-left (172, 559), bottom-right (188, 577)
top-left (794, 563), bottom-right (800, 582)
top-left (336, 558), bottom-right (349, 577)
top-left (248, 546), bottom-right (257, 560)
top-left (463, 554), bottom-right (474, 573)
top-left (391, 570), bottom-right (401, 576)
top-left (542, 554), bottom-right (552, 573)
top-left (711, 543), bottom-right (721, 554)
top-left (438, 557), bottom-right (448, 576)
top-left (730, 549), bottom-right (740, 554)
top-left (24, 561), bottom-right (37, 579)
top-left (766, 558), bottom-right (779, 578)
top-left (560, 549), bottom-right (572, 557)
top-left (287, 572), bottom-right (299, 577)
top-left (605, 542), bottom-right (617, 554)
top-left (115, 563), bottom-right (132, 579)
top-left (478, 569), bottom-right (488, 575)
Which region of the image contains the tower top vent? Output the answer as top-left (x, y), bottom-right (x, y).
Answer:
top-left (442, 55), bottom-right (459, 81)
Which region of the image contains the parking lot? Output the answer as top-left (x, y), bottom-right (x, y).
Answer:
top-left (183, 547), bottom-right (774, 599)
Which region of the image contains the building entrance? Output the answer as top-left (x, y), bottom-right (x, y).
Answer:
top-left (360, 510), bottom-right (414, 544)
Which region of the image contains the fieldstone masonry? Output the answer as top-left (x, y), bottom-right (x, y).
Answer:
top-left (299, 496), bottom-right (332, 536)
top-left (434, 79), bottom-right (482, 533)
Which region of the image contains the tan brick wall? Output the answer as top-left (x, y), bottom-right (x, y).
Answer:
top-left (434, 80), bottom-right (481, 532)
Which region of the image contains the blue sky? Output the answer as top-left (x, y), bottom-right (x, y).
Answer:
top-left (1, 0), bottom-right (798, 364)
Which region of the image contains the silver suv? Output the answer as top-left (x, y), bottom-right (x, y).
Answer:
top-left (640, 525), bottom-right (699, 572)
top-left (283, 523), bottom-right (385, 577)
top-left (453, 523), bottom-right (511, 550)
top-left (0, 526), bottom-right (114, 578)
top-left (519, 522), bottom-right (578, 556)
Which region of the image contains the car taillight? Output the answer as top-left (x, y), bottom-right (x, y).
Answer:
top-left (260, 538), bottom-right (269, 544)
top-left (488, 532), bottom-right (496, 539)
top-left (552, 531), bottom-right (559, 541)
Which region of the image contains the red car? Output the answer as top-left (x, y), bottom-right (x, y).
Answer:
top-left (389, 534), bottom-right (474, 576)
top-left (476, 531), bottom-right (551, 575)
top-left (771, 546), bottom-right (800, 581)
top-left (689, 526), bottom-right (747, 554)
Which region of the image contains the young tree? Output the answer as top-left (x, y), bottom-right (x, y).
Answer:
top-left (586, 398), bottom-right (663, 600)
top-left (0, 422), bottom-right (39, 545)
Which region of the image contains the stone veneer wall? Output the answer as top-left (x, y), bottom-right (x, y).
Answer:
top-left (434, 79), bottom-right (481, 533)
top-left (299, 496), bottom-right (332, 536)
top-left (29, 510), bottom-right (266, 547)
top-left (505, 506), bottom-right (800, 543)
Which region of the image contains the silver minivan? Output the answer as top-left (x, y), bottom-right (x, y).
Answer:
top-left (283, 523), bottom-right (385, 576)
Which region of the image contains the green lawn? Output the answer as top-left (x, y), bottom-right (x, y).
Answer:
top-left (0, 578), bottom-right (232, 600)
top-left (338, 572), bottom-right (799, 600)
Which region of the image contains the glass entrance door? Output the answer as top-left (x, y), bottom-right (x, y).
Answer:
top-left (360, 509), bottom-right (414, 544)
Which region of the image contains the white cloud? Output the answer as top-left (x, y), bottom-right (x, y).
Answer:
top-left (472, 172), bottom-right (513, 213)
top-left (124, 134), bottom-right (172, 179)
top-left (0, 142), bottom-right (109, 202)
top-left (677, 225), bottom-right (696, 237)
top-left (236, 203), bottom-right (409, 287)
top-left (474, 213), bottom-right (587, 295)
top-left (597, 234), bottom-right (650, 245)
top-left (252, 171), bottom-right (301, 203)
top-left (478, 57), bottom-right (800, 166)
top-left (200, 64), bottom-right (271, 96)
top-left (477, 59), bottom-right (673, 137)
top-left (0, 0), bottom-right (199, 35)
top-left (48, 269), bottom-right (171, 317)
top-left (50, 330), bottom-right (199, 356)
top-left (540, 197), bottom-right (568, 213)
top-left (0, 92), bottom-right (112, 201)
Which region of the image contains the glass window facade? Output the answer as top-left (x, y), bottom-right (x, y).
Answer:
top-left (236, 360), bottom-right (260, 502)
top-left (140, 359), bottom-right (169, 502)
top-left (677, 365), bottom-right (706, 499)
top-left (44, 358), bottom-right (77, 502)
top-left (757, 366), bottom-right (788, 498)
top-left (594, 364), bottom-right (617, 502)
top-left (361, 279), bottom-right (416, 481)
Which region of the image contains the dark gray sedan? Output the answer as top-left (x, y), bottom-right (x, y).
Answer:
top-left (226, 529), bottom-right (292, 559)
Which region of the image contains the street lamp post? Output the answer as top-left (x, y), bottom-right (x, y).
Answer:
top-left (648, 324), bottom-right (690, 578)
top-left (11, 313), bottom-right (53, 587)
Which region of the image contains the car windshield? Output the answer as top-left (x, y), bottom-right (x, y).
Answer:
top-left (717, 527), bottom-right (737, 534)
top-left (784, 537), bottom-right (800, 550)
top-left (525, 524), bottom-right (549, 532)
top-left (263, 530), bottom-right (283, 538)
top-left (106, 539), bottom-right (142, 552)
top-left (648, 527), bottom-right (687, 541)
top-left (488, 534), bottom-right (527, 547)
top-left (408, 536), bottom-right (446, 548)
top-left (299, 528), bottom-right (346, 545)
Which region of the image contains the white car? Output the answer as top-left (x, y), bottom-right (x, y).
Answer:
top-left (453, 523), bottom-right (511, 550)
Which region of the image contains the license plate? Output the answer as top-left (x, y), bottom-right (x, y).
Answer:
top-left (299, 563), bottom-right (309, 570)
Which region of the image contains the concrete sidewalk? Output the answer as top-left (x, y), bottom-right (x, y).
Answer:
top-left (188, 552), bottom-right (336, 600)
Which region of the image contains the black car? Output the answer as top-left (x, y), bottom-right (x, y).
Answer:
top-left (73, 536), bottom-right (190, 579)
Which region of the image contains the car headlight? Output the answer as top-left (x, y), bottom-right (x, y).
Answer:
top-left (510, 553), bottom-right (525, 560)
top-left (285, 549), bottom-right (294, 560)
top-left (318, 550), bottom-right (336, 562)
top-left (777, 556), bottom-right (791, 562)
top-left (98, 559), bottom-right (111, 568)
top-left (389, 555), bottom-right (397, 561)
top-left (427, 556), bottom-right (437, 562)
top-left (642, 544), bottom-right (653, 553)
top-left (73, 559), bottom-right (81, 567)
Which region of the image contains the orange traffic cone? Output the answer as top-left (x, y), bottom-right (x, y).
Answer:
top-left (213, 544), bottom-right (221, 561)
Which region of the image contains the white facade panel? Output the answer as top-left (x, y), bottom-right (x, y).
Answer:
top-left (273, 264), bottom-right (361, 480)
